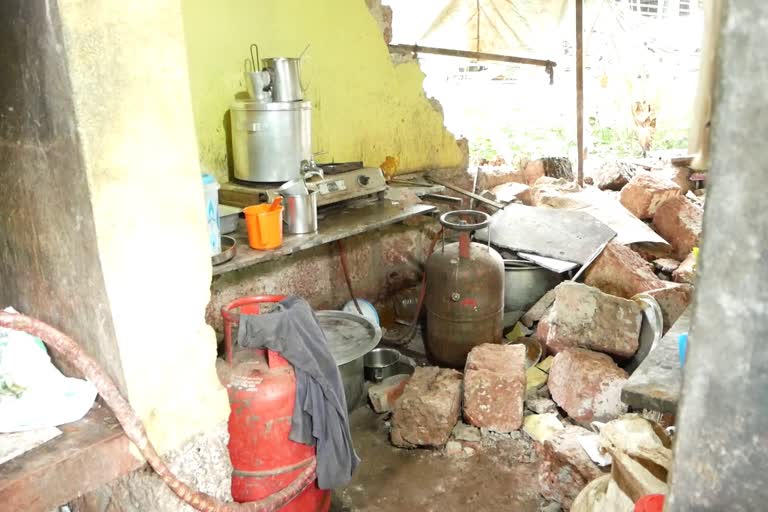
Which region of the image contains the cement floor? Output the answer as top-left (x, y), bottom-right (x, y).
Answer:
top-left (331, 405), bottom-right (546, 512)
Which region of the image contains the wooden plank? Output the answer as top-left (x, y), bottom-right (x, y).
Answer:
top-left (0, 405), bottom-right (141, 512)
top-left (212, 200), bottom-right (436, 276)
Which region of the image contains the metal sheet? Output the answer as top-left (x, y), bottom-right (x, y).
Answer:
top-left (517, 252), bottom-right (578, 273)
top-left (475, 203), bottom-right (615, 265)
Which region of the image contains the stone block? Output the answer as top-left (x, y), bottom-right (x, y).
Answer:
top-left (672, 251), bottom-right (697, 284)
top-left (620, 173), bottom-right (682, 220)
top-left (463, 344), bottom-right (526, 432)
top-left (521, 289), bottom-right (556, 327)
top-left (592, 160), bottom-right (638, 191)
top-left (368, 374), bottom-right (410, 413)
top-left (642, 283), bottom-right (694, 333)
top-left (652, 196), bottom-right (703, 260)
top-left (390, 366), bottom-right (463, 448)
top-left (548, 348), bottom-right (629, 423)
top-left (537, 425), bottom-right (605, 509)
top-left (542, 282), bottom-right (642, 358)
top-left (584, 242), bottom-right (665, 299)
top-left (527, 398), bottom-right (558, 414)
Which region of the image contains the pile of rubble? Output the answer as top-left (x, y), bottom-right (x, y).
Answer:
top-left (370, 161), bottom-right (704, 510)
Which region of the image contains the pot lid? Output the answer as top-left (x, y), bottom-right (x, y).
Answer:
top-left (316, 311), bottom-right (381, 365)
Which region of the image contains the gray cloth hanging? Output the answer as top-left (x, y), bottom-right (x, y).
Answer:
top-left (237, 296), bottom-right (360, 490)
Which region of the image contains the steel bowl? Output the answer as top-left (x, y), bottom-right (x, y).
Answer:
top-left (364, 347), bottom-right (402, 383)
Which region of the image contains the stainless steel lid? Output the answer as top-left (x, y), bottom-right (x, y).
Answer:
top-left (231, 100), bottom-right (311, 111)
top-left (316, 311), bottom-right (382, 365)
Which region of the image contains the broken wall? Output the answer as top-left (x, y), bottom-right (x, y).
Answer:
top-left (180, 0), bottom-right (467, 181)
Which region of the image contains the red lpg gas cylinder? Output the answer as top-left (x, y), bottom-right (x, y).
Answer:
top-left (221, 296), bottom-right (330, 512)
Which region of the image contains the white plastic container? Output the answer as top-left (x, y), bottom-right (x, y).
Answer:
top-left (202, 173), bottom-right (221, 256)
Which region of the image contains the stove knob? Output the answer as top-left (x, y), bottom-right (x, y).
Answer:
top-left (357, 175), bottom-right (371, 186)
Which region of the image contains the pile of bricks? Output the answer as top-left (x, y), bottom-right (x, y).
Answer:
top-left (373, 165), bottom-right (704, 508)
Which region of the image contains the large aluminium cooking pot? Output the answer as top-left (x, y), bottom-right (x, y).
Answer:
top-left (503, 260), bottom-right (563, 314)
top-left (316, 310), bottom-right (381, 412)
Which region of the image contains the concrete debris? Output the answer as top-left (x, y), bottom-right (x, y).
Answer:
top-left (619, 173), bottom-right (681, 220)
top-left (527, 398), bottom-right (558, 415)
top-left (659, 165), bottom-right (692, 194)
top-left (537, 425), bottom-right (605, 509)
top-left (548, 348), bottom-right (629, 424)
top-left (652, 257), bottom-right (681, 274)
top-left (523, 413), bottom-right (565, 443)
top-left (538, 501), bottom-right (563, 512)
top-left (491, 181), bottom-right (532, 205)
top-left (530, 177), bottom-right (582, 207)
top-left (672, 251), bottom-right (697, 284)
top-left (390, 366), bottom-right (462, 448)
top-left (652, 196), bottom-right (703, 260)
top-left (641, 284), bottom-right (694, 333)
top-left (540, 283), bottom-right (642, 358)
top-left (444, 440), bottom-right (463, 456)
top-left (521, 289), bottom-right (556, 327)
top-left (584, 242), bottom-right (665, 299)
top-left (463, 344), bottom-right (526, 433)
top-left (368, 374), bottom-right (410, 413)
top-left (452, 422), bottom-right (482, 442)
top-left (571, 414), bottom-right (672, 510)
top-left (592, 160), bottom-right (638, 191)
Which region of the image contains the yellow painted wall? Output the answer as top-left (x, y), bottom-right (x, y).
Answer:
top-left (181, 0), bottom-right (466, 182)
top-left (59, 0), bottom-right (229, 453)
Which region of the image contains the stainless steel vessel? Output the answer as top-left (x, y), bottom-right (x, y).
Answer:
top-left (262, 57), bottom-right (302, 102)
top-left (503, 260), bottom-right (563, 314)
top-left (316, 310), bottom-right (381, 411)
top-left (282, 190), bottom-right (318, 234)
top-left (230, 100), bottom-right (312, 183)
top-left (425, 210), bottom-right (504, 368)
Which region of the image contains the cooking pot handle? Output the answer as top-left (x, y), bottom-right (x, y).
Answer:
top-left (439, 210), bottom-right (491, 232)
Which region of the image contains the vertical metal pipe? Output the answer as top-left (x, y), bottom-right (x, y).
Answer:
top-left (576, 0), bottom-right (584, 187)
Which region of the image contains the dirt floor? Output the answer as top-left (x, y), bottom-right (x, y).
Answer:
top-left (331, 405), bottom-right (547, 512)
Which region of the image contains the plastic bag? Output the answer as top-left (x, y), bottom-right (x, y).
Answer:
top-left (0, 308), bottom-right (97, 432)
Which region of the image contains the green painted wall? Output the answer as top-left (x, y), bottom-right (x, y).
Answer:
top-left (181, 0), bottom-right (465, 182)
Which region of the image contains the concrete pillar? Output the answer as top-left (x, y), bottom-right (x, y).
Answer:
top-left (0, 0), bottom-right (228, 456)
top-left (0, 3), bottom-right (126, 390)
top-left (667, 1), bottom-right (768, 509)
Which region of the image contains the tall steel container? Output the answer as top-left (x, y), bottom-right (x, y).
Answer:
top-left (425, 210), bottom-right (504, 368)
top-left (230, 100), bottom-right (312, 183)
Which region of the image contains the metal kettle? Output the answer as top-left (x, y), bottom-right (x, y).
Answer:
top-left (262, 57), bottom-right (303, 102)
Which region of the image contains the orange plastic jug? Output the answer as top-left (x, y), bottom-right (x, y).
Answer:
top-left (244, 201), bottom-right (283, 250)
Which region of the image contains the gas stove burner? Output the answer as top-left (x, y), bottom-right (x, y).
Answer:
top-left (318, 162), bottom-right (364, 175)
